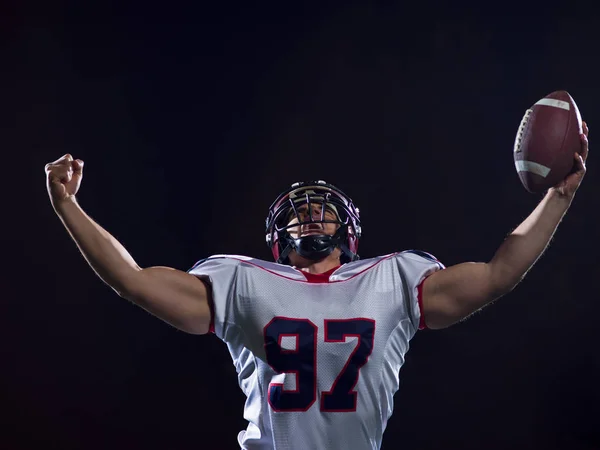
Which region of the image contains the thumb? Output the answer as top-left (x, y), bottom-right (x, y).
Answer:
top-left (73, 159), bottom-right (84, 173)
top-left (72, 159), bottom-right (84, 182)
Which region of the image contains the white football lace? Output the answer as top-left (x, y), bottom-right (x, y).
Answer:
top-left (514, 109), bottom-right (533, 153)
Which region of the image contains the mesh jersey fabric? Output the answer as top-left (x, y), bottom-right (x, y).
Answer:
top-left (188, 251), bottom-right (444, 450)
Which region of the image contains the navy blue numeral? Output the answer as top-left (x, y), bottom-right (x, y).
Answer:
top-left (264, 318), bottom-right (317, 412)
top-left (321, 319), bottom-right (375, 412)
top-left (264, 317), bottom-right (375, 413)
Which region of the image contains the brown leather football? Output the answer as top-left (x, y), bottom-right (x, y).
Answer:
top-left (514, 90), bottom-right (582, 193)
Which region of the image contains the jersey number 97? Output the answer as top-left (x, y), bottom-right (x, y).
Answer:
top-left (264, 317), bottom-right (375, 412)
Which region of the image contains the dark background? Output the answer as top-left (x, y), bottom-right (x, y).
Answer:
top-left (2, 3), bottom-right (599, 449)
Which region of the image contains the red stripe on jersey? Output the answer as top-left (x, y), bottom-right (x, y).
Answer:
top-left (197, 278), bottom-right (216, 333)
top-left (417, 276), bottom-right (429, 330)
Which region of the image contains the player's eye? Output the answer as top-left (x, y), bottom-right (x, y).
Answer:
top-left (323, 207), bottom-right (337, 220)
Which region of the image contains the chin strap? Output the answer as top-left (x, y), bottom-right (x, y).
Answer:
top-left (277, 226), bottom-right (355, 264)
top-left (294, 234), bottom-right (338, 260)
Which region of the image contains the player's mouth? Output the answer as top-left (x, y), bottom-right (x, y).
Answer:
top-left (300, 223), bottom-right (324, 236)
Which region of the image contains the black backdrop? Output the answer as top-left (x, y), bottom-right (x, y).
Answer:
top-left (3, 3), bottom-right (599, 449)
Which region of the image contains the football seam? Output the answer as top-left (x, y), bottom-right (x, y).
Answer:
top-left (514, 109), bottom-right (533, 154)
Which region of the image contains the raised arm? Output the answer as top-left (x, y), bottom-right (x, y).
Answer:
top-left (421, 123), bottom-right (589, 329)
top-left (45, 154), bottom-right (211, 334)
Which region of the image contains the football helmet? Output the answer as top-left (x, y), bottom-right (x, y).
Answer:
top-left (265, 181), bottom-right (361, 265)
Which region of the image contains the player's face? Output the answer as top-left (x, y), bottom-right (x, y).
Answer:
top-left (286, 203), bottom-right (339, 239)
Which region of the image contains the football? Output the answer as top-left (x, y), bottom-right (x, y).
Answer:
top-left (513, 90), bottom-right (583, 193)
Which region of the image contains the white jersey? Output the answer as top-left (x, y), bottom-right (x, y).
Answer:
top-left (188, 251), bottom-right (444, 450)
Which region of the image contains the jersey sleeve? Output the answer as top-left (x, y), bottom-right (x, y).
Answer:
top-left (187, 257), bottom-right (239, 339)
top-left (396, 250), bottom-right (445, 331)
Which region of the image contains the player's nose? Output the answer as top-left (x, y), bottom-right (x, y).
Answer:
top-left (298, 206), bottom-right (322, 221)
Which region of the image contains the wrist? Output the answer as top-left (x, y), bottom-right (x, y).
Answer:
top-left (52, 196), bottom-right (79, 216)
top-left (547, 187), bottom-right (575, 205)
top-left (544, 189), bottom-right (574, 220)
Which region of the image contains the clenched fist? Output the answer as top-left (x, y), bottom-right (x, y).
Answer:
top-left (45, 154), bottom-right (84, 206)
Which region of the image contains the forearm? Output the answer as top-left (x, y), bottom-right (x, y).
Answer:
top-left (54, 198), bottom-right (141, 295)
top-left (490, 189), bottom-right (573, 292)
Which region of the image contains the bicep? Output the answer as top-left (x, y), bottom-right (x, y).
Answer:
top-left (421, 262), bottom-right (502, 329)
top-left (122, 266), bottom-right (212, 334)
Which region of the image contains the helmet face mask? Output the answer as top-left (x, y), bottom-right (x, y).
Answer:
top-left (265, 181), bottom-right (361, 265)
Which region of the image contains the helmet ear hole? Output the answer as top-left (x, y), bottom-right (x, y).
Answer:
top-left (269, 230), bottom-right (281, 262)
top-left (348, 229), bottom-right (359, 258)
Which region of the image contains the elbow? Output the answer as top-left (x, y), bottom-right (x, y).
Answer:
top-left (105, 268), bottom-right (144, 300)
top-left (116, 285), bottom-right (145, 305)
top-left (488, 261), bottom-right (524, 298)
top-left (493, 277), bottom-right (523, 300)
top-left (115, 285), bottom-right (135, 300)
top-left (488, 282), bottom-right (514, 302)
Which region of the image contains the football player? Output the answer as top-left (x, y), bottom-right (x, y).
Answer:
top-left (44, 123), bottom-right (588, 450)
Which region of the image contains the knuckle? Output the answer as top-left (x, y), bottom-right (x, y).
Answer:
top-left (49, 166), bottom-right (68, 177)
